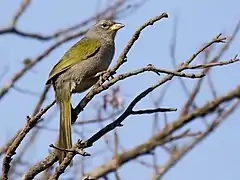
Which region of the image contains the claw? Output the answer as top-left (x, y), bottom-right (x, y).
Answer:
top-left (94, 70), bottom-right (107, 85)
top-left (95, 70), bottom-right (107, 78)
top-left (95, 70), bottom-right (116, 85)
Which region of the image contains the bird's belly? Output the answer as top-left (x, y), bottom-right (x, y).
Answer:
top-left (71, 77), bottom-right (98, 94)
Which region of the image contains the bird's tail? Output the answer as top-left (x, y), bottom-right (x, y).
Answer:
top-left (58, 99), bottom-right (72, 165)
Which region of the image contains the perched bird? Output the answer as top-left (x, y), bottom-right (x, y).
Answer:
top-left (46, 20), bottom-right (124, 164)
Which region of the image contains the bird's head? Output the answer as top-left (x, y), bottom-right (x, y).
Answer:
top-left (86, 20), bottom-right (125, 41)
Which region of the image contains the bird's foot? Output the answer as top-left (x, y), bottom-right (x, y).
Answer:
top-left (95, 70), bottom-right (107, 78)
top-left (95, 70), bottom-right (116, 85)
top-left (95, 71), bottom-right (107, 85)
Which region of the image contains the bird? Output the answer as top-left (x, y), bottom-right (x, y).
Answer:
top-left (46, 20), bottom-right (124, 164)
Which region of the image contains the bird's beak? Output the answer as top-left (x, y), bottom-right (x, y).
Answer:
top-left (110, 23), bottom-right (125, 31)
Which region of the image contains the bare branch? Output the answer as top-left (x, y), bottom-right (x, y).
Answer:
top-left (179, 21), bottom-right (240, 116)
top-left (131, 108), bottom-right (177, 115)
top-left (152, 100), bottom-right (240, 180)
top-left (84, 86), bottom-right (240, 179)
top-left (186, 56), bottom-right (239, 69)
top-left (12, 0), bottom-right (31, 26)
top-left (184, 34), bottom-right (226, 66)
top-left (2, 101), bottom-right (55, 180)
top-left (117, 64), bottom-right (206, 79)
top-left (0, 1), bottom-right (124, 40)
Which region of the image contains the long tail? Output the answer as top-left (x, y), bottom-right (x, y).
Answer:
top-left (58, 99), bottom-right (72, 165)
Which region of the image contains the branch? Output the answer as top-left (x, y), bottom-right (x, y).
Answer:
top-left (0, 1), bottom-right (124, 40)
top-left (179, 21), bottom-right (240, 116)
top-left (111, 13), bottom-right (169, 72)
top-left (12, 0), bottom-right (31, 26)
top-left (1, 101), bottom-right (55, 180)
top-left (74, 110), bottom-right (123, 125)
top-left (118, 64), bottom-right (206, 79)
top-left (0, 85), bottom-right (50, 158)
top-left (152, 100), bottom-right (240, 180)
top-left (48, 0), bottom-right (124, 38)
top-left (84, 86), bottom-right (240, 179)
top-left (0, 27), bottom-right (60, 40)
top-left (131, 108), bottom-right (177, 115)
top-left (49, 143), bottom-right (90, 157)
top-left (186, 56), bottom-right (239, 69)
top-left (184, 34), bottom-right (226, 66)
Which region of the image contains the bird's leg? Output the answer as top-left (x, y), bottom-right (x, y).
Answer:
top-left (95, 69), bottom-right (116, 85)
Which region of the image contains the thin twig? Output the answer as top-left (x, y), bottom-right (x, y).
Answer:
top-left (12, 0), bottom-right (31, 26)
top-left (186, 56), bottom-right (239, 69)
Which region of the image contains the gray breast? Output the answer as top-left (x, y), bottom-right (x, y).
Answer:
top-left (96, 39), bottom-right (115, 71)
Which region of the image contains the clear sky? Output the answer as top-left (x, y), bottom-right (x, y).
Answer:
top-left (0, 0), bottom-right (240, 179)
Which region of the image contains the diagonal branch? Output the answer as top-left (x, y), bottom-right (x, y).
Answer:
top-left (152, 99), bottom-right (240, 180)
top-left (84, 86), bottom-right (240, 179)
top-left (1, 101), bottom-right (55, 180)
top-left (131, 108), bottom-right (177, 115)
top-left (0, 0), bottom-right (124, 40)
top-left (12, 0), bottom-right (31, 26)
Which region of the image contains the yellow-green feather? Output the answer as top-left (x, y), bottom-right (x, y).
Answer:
top-left (58, 99), bottom-right (72, 165)
top-left (46, 38), bottom-right (101, 84)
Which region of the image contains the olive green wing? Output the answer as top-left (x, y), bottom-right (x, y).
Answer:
top-left (46, 38), bottom-right (101, 84)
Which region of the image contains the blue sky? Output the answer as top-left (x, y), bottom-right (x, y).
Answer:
top-left (0, 0), bottom-right (240, 179)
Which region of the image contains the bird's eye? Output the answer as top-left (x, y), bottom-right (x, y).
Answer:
top-left (101, 23), bottom-right (108, 28)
